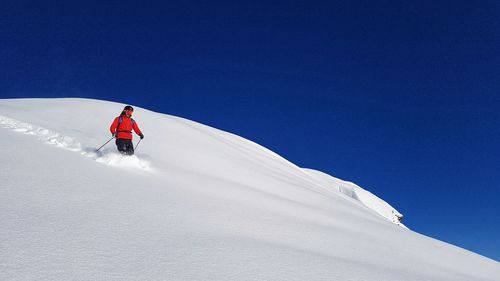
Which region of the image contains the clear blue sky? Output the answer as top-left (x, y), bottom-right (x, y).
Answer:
top-left (1, 1), bottom-right (499, 260)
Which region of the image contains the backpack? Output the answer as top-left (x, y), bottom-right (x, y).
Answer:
top-left (116, 116), bottom-right (135, 133)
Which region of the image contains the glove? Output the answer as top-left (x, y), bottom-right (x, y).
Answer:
top-left (112, 133), bottom-right (117, 138)
top-left (139, 133), bottom-right (144, 139)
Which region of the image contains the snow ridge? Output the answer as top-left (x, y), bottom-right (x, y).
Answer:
top-left (0, 115), bottom-right (152, 171)
top-left (304, 168), bottom-right (406, 227)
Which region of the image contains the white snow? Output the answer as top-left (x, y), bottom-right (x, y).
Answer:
top-left (303, 168), bottom-right (406, 227)
top-left (0, 98), bottom-right (498, 281)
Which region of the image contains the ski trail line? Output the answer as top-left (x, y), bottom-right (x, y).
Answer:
top-left (0, 115), bottom-right (152, 171)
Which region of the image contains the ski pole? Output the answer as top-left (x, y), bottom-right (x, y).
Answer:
top-left (96, 136), bottom-right (115, 152)
top-left (134, 138), bottom-right (142, 151)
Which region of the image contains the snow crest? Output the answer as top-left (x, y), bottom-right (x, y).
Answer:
top-left (0, 115), bottom-right (152, 171)
top-left (303, 168), bottom-right (406, 227)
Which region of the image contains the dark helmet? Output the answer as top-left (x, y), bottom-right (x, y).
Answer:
top-left (124, 105), bottom-right (134, 111)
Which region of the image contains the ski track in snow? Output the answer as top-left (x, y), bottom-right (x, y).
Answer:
top-left (0, 115), bottom-right (152, 171)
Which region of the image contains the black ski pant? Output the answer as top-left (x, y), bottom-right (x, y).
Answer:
top-left (116, 138), bottom-right (134, 155)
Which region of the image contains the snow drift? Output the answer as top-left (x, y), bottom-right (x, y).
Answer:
top-left (0, 98), bottom-right (498, 281)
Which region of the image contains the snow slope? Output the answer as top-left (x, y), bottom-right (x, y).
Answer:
top-left (0, 98), bottom-right (498, 281)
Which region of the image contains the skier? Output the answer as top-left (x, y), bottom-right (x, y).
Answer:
top-left (109, 105), bottom-right (144, 155)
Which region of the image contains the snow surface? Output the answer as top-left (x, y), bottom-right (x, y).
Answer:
top-left (0, 98), bottom-right (498, 281)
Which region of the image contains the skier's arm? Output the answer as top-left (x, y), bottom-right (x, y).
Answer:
top-left (132, 121), bottom-right (143, 137)
top-left (110, 117), bottom-right (119, 135)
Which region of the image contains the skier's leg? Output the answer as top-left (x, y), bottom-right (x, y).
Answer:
top-left (116, 139), bottom-right (127, 155)
top-left (125, 139), bottom-right (135, 155)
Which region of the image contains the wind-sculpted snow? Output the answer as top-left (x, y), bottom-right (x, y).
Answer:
top-left (0, 115), bottom-right (152, 171)
top-left (303, 168), bottom-right (406, 227)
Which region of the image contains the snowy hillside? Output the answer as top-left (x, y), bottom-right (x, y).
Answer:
top-left (1, 98), bottom-right (498, 281)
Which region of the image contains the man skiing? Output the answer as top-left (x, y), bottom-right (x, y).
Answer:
top-left (109, 105), bottom-right (144, 155)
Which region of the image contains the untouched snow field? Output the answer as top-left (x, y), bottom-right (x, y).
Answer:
top-left (0, 98), bottom-right (498, 281)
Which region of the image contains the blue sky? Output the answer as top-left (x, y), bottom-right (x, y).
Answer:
top-left (1, 1), bottom-right (499, 260)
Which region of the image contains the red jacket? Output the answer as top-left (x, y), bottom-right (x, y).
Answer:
top-left (110, 114), bottom-right (143, 140)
